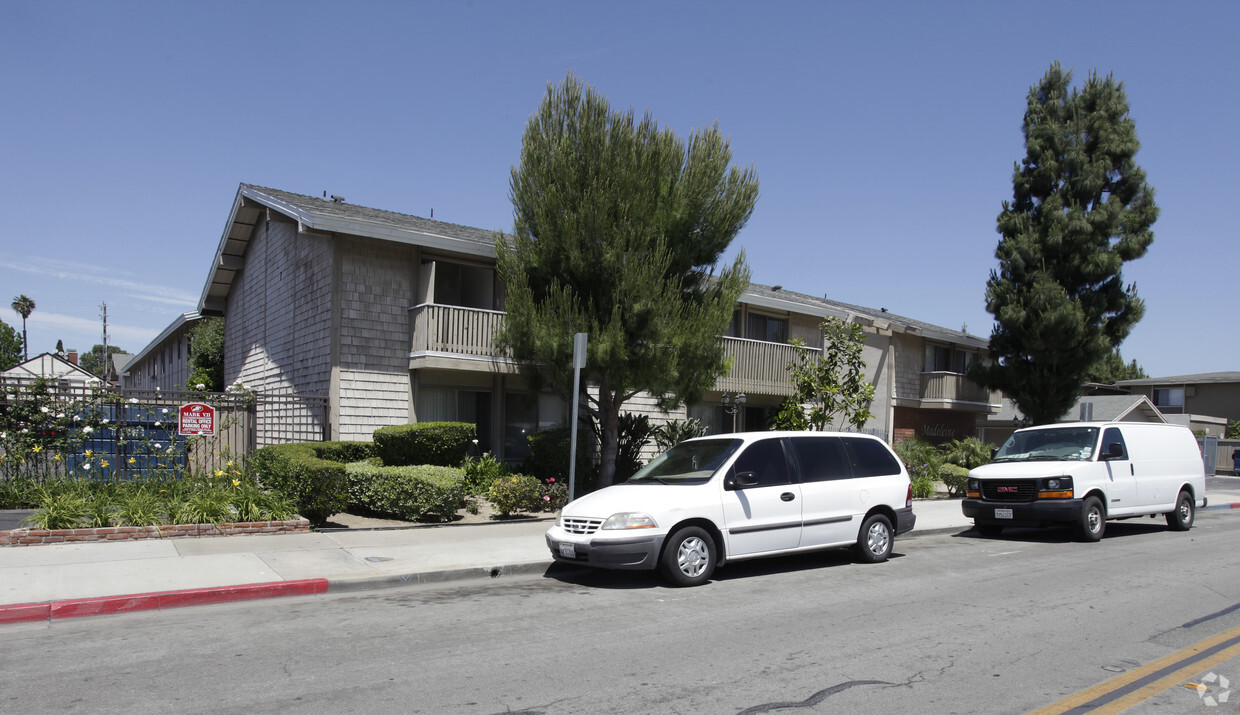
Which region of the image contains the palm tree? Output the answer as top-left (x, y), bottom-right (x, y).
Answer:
top-left (11, 295), bottom-right (34, 361)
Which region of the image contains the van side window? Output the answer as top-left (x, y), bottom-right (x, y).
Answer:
top-left (1100, 427), bottom-right (1128, 461)
top-left (842, 437), bottom-right (901, 477)
top-left (790, 437), bottom-right (852, 482)
top-left (732, 439), bottom-right (791, 487)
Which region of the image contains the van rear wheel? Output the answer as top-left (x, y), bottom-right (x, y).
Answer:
top-left (1076, 496), bottom-right (1105, 542)
top-left (1165, 491), bottom-right (1194, 531)
top-left (855, 514), bottom-right (893, 563)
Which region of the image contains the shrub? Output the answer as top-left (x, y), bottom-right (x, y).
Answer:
top-left (345, 462), bottom-right (465, 522)
top-left (939, 464), bottom-right (970, 497)
top-left (614, 413), bottom-right (654, 481)
top-left (523, 428), bottom-right (595, 490)
top-left (314, 441), bottom-right (376, 464)
top-left (910, 474), bottom-right (936, 499)
top-left (941, 437), bottom-right (994, 470)
top-left (487, 474), bottom-right (545, 516)
top-left (652, 418), bottom-right (708, 452)
top-left (893, 437), bottom-right (944, 482)
top-left (372, 422), bottom-right (476, 467)
top-left (247, 442), bottom-right (350, 525)
top-left (462, 452), bottom-right (509, 495)
top-left (541, 478), bottom-right (569, 511)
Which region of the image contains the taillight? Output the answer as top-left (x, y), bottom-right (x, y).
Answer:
top-left (906, 484), bottom-right (913, 508)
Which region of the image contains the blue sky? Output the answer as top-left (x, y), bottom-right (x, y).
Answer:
top-left (2, 1), bottom-right (1235, 377)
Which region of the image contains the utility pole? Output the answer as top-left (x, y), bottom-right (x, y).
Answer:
top-left (100, 302), bottom-right (109, 382)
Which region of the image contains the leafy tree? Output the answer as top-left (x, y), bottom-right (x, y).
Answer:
top-left (0, 318), bottom-right (22, 370)
top-left (186, 317), bottom-right (225, 390)
top-left (1086, 347), bottom-right (1147, 384)
top-left (496, 73), bottom-right (758, 488)
top-left (80, 344), bottom-right (127, 378)
top-left (771, 317), bottom-right (876, 431)
top-left (972, 63), bottom-right (1157, 425)
top-left (10, 295), bottom-right (34, 361)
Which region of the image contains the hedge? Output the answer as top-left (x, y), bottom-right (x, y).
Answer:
top-left (345, 462), bottom-right (465, 522)
top-left (247, 441), bottom-right (365, 525)
top-left (372, 422), bottom-right (476, 467)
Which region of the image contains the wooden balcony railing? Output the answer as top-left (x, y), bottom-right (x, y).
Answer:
top-left (715, 337), bottom-right (807, 397)
top-left (410, 303), bottom-right (505, 357)
top-left (919, 371), bottom-right (997, 406)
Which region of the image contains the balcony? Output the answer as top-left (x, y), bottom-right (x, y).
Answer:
top-left (715, 336), bottom-right (807, 397)
top-left (918, 371), bottom-right (999, 410)
top-left (409, 303), bottom-right (510, 371)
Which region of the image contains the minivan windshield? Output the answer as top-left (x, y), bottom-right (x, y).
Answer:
top-left (626, 439), bottom-right (742, 485)
top-left (992, 427), bottom-right (1099, 462)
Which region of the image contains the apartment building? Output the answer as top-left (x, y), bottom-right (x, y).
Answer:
top-left (174, 184), bottom-right (997, 453)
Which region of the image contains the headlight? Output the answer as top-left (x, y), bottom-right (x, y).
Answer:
top-left (968, 479), bottom-right (979, 491)
top-left (1038, 476), bottom-right (1074, 499)
top-left (601, 512), bottom-right (658, 530)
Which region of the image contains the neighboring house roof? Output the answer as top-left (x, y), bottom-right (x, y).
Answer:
top-left (984, 394), bottom-right (1166, 425)
top-left (111, 352), bottom-right (135, 376)
top-left (2, 352), bottom-right (99, 383)
top-left (200, 184), bottom-right (503, 314)
top-left (123, 312), bottom-right (201, 375)
top-left (1117, 372), bottom-right (1240, 386)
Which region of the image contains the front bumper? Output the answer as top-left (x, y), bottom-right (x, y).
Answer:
top-left (961, 498), bottom-right (1084, 526)
top-left (545, 526), bottom-right (666, 571)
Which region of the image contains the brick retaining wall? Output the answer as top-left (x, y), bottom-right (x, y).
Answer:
top-left (0, 519), bottom-right (312, 547)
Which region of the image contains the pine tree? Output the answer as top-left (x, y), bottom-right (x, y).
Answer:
top-left (497, 73), bottom-right (757, 488)
top-left (972, 63), bottom-right (1157, 425)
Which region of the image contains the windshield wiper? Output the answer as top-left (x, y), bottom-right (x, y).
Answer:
top-left (629, 476), bottom-right (670, 484)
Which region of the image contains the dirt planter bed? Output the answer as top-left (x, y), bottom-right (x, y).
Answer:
top-left (0, 518), bottom-right (312, 547)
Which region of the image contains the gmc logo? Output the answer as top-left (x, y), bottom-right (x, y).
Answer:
top-left (997, 486), bottom-right (1019, 493)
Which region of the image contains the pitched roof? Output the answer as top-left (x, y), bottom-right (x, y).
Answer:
top-left (1, 352), bottom-right (99, 383)
top-left (984, 394), bottom-right (1166, 425)
top-left (1117, 371), bottom-right (1240, 386)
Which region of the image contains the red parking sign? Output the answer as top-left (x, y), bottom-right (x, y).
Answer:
top-left (178, 403), bottom-right (217, 436)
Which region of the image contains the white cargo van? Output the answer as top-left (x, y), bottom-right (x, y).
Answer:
top-left (545, 431), bottom-right (915, 586)
top-left (962, 422), bottom-right (1207, 541)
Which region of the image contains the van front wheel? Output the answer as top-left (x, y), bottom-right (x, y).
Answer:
top-left (1076, 496), bottom-right (1105, 542)
top-left (1165, 491), bottom-right (1194, 531)
top-left (660, 527), bottom-right (716, 587)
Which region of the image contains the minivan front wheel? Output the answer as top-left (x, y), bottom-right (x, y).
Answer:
top-left (855, 514), bottom-right (893, 563)
top-left (1077, 496), bottom-right (1105, 542)
top-left (660, 526), bottom-right (716, 587)
top-left (1166, 491), bottom-right (1195, 531)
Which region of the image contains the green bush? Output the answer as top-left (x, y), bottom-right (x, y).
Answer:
top-left (372, 422), bottom-right (476, 467)
top-left (910, 474), bottom-right (936, 499)
top-left (345, 462), bottom-right (465, 522)
top-left (247, 442), bottom-right (351, 525)
top-left (487, 474), bottom-right (545, 516)
top-left (314, 441), bottom-right (376, 464)
top-left (939, 464), bottom-right (970, 497)
top-left (523, 428), bottom-right (595, 489)
top-left (941, 437), bottom-right (994, 469)
top-left (462, 452), bottom-right (510, 495)
top-left (651, 418), bottom-right (708, 452)
top-left (893, 437), bottom-right (944, 482)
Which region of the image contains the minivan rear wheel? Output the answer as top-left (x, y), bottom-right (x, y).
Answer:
top-left (855, 514), bottom-right (893, 563)
top-left (1165, 491), bottom-right (1194, 531)
top-left (660, 526), bottom-right (715, 587)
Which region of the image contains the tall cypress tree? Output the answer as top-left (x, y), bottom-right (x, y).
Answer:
top-left (972, 63), bottom-right (1157, 425)
top-left (497, 73), bottom-right (757, 488)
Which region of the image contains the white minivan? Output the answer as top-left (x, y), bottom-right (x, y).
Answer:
top-left (544, 431), bottom-right (915, 586)
top-left (962, 422), bottom-right (1207, 541)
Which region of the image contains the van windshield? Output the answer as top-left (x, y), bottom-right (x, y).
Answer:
top-left (992, 427), bottom-right (1099, 462)
top-left (626, 439), bottom-right (742, 485)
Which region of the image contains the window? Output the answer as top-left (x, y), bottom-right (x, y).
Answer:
top-left (731, 438), bottom-right (790, 487)
top-left (428, 261), bottom-right (496, 310)
top-left (747, 313), bottom-right (788, 343)
top-left (1100, 427), bottom-right (1128, 460)
top-left (1153, 387), bottom-right (1185, 414)
top-left (416, 387), bottom-right (494, 452)
top-left (925, 344), bottom-right (974, 373)
top-left (504, 392), bottom-right (566, 460)
top-left (841, 437), bottom-right (901, 477)
top-left (790, 437), bottom-right (852, 482)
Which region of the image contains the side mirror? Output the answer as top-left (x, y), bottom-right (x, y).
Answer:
top-left (1105, 442), bottom-right (1124, 460)
top-left (726, 471), bottom-right (759, 490)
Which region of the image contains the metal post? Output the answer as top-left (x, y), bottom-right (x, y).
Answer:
top-left (568, 332), bottom-right (587, 503)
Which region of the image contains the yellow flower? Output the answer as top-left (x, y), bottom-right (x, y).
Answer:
top-left (101, 460), bottom-right (109, 468)
top-left (214, 469), bottom-right (224, 477)
top-left (227, 460), bottom-right (234, 467)
top-left (53, 454), bottom-right (62, 462)
top-left (31, 445), bottom-right (43, 453)
top-left (232, 479), bottom-right (240, 487)
top-left (85, 449), bottom-right (93, 458)
top-left (128, 457), bottom-right (136, 464)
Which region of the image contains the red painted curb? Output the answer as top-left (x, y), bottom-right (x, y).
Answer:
top-left (1, 579), bottom-right (329, 624)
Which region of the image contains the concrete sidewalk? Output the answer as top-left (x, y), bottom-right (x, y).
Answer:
top-left (4, 491), bottom-right (1239, 624)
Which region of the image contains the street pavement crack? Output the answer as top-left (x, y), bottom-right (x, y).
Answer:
top-left (736, 680), bottom-right (893, 713)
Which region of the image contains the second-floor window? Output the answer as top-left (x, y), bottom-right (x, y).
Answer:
top-left (925, 344), bottom-right (974, 374)
top-left (747, 313), bottom-right (788, 343)
top-left (429, 261), bottom-right (496, 310)
top-left (1153, 387), bottom-right (1185, 414)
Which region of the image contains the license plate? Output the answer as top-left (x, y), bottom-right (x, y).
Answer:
top-left (559, 543), bottom-right (576, 558)
top-left (994, 508), bottom-right (1013, 520)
